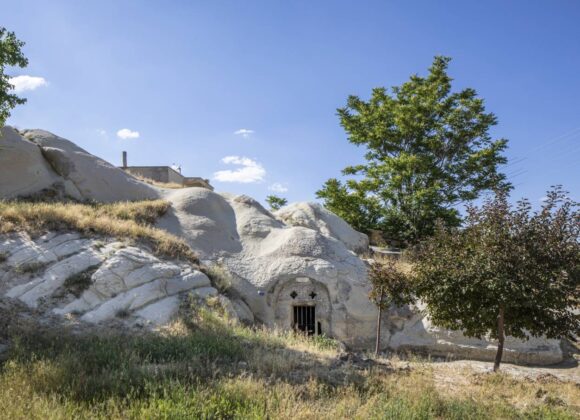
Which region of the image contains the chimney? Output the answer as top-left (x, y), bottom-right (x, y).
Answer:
top-left (122, 151), bottom-right (127, 168)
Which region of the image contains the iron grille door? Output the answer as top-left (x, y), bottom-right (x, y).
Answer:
top-left (293, 305), bottom-right (315, 336)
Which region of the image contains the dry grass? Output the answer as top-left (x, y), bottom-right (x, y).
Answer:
top-left (428, 364), bottom-right (579, 413)
top-left (1, 301), bottom-right (577, 419)
top-left (0, 200), bottom-right (198, 263)
top-left (131, 174), bottom-right (185, 189)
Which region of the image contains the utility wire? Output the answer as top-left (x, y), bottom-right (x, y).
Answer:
top-left (503, 126), bottom-right (580, 169)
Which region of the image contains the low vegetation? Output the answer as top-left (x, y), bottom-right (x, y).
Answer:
top-left (0, 300), bottom-right (577, 419)
top-left (0, 199), bottom-right (198, 263)
top-left (13, 261), bottom-right (47, 275)
top-left (62, 265), bottom-right (100, 298)
top-left (202, 263), bottom-right (234, 294)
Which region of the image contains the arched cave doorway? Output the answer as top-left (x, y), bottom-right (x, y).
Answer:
top-left (273, 277), bottom-right (331, 336)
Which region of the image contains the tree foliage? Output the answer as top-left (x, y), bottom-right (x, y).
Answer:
top-left (0, 27), bottom-right (28, 128)
top-left (412, 186), bottom-right (580, 370)
top-left (368, 258), bottom-right (413, 354)
top-left (317, 56), bottom-right (510, 244)
top-left (266, 195), bottom-right (288, 211)
top-left (368, 259), bottom-right (413, 310)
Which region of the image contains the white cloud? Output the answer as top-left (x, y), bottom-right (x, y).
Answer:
top-left (214, 155), bottom-right (266, 183)
top-left (116, 128), bottom-right (140, 140)
top-left (9, 75), bottom-right (48, 93)
top-left (269, 182), bottom-right (288, 193)
top-left (96, 129), bottom-right (108, 139)
top-left (234, 128), bottom-right (254, 138)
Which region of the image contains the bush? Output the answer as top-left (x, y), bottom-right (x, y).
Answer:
top-left (62, 265), bottom-right (99, 297)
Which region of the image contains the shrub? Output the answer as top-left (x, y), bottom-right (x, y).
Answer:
top-left (14, 261), bottom-right (46, 275)
top-left (62, 265), bottom-right (99, 297)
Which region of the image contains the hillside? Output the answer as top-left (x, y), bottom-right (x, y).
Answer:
top-left (0, 126), bottom-right (578, 418)
top-left (1, 305), bottom-right (578, 418)
top-left (0, 125), bottom-right (566, 364)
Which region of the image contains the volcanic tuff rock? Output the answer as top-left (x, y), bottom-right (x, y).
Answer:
top-left (0, 127), bottom-right (565, 365)
top-left (0, 126), bottom-right (159, 202)
top-left (0, 231), bottom-right (222, 327)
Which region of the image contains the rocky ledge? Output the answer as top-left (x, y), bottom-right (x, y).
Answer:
top-left (0, 231), bottom-right (244, 329)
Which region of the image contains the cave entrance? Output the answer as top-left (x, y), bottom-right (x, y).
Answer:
top-left (293, 305), bottom-right (317, 335)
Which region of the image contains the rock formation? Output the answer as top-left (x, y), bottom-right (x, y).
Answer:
top-left (0, 127), bottom-right (564, 365)
top-left (0, 231), bottom-right (219, 327)
top-left (0, 126), bottom-right (159, 202)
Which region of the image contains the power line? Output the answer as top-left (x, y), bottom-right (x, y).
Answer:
top-left (503, 126), bottom-right (580, 169)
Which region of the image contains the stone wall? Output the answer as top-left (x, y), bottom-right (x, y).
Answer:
top-left (124, 166), bottom-right (184, 184)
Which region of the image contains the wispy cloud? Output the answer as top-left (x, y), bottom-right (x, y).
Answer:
top-left (234, 128), bottom-right (254, 139)
top-left (214, 156), bottom-right (266, 183)
top-left (117, 128), bottom-right (140, 140)
top-left (9, 75), bottom-right (48, 93)
top-left (96, 129), bottom-right (108, 139)
top-left (269, 182), bottom-right (288, 193)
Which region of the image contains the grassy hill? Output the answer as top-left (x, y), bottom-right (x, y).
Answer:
top-left (1, 301), bottom-right (578, 419)
top-left (0, 200), bottom-right (578, 418)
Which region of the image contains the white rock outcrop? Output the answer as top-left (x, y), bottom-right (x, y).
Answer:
top-left (0, 126), bottom-right (159, 202)
top-left (0, 232), bottom-right (218, 328)
top-left (0, 128), bottom-right (564, 365)
top-left (0, 127), bottom-right (63, 199)
top-left (158, 188), bottom-right (563, 364)
top-left (275, 202), bottom-right (369, 253)
top-left (23, 129), bottom-right (160, 202)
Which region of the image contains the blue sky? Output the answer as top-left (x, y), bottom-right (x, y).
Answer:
top-left (4, 0), bottom-right (579, 206)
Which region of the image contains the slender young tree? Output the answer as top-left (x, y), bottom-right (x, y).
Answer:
top-left (266, 195), bottom-right (288, 211)
top-left (317, 56), bottom-right (510, 244)
top-left (0, 27), bottom-right (28, 128)
top-left (368, 259), bottom-right (413, 355)
top-left (413, 186), bottom-right (579, 371)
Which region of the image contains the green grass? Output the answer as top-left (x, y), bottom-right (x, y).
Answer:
top-left (0, 301), bottom-right (577, 419)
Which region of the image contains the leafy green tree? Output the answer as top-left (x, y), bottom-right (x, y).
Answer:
top-left (0, 27), bottom-right (28, 128)
top-left (266, 195), bottom-right (288, 211)
top-left (412, 186), bottom-right (579, 371)
top-left (317, 56), bottom-right (510, 244)
top-left (368, 259), bottom-right (413, 355)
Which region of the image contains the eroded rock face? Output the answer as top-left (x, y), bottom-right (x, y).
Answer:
top-left (275, 202), bottom-right (369, 253)
top-left (0, 128), bottom-right (565, 365)
top-left (159, 187), bottom-right (563, 364)
top-left (22, 129), bottom-right (160, 202)
top-left (386, 311), bottom-right (563, 365)
top-left (0, 126), bottom-right (159, 202)
top-left (0, 232), bottom-right (220, 328)
top-left (0, 127), bottom-right (63, 198)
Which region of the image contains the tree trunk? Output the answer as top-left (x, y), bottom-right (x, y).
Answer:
top-left (375, 290), bottom-right (384, 356)
top-left (493, 305), bottom-right (505, 372)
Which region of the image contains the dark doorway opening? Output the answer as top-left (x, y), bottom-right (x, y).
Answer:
top-left (293, 305), bottom-right (316, 335)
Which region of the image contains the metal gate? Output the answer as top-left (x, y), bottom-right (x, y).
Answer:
top-left (293, 305), bottom-right (316, 335)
